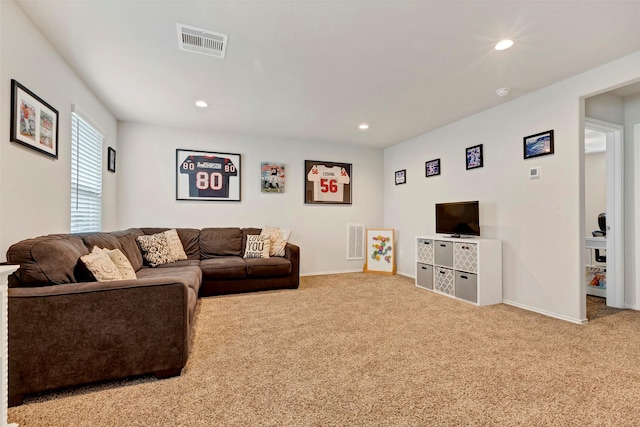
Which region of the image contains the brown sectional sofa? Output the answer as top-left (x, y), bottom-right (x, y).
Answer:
top-left (5, 226), bottom-right (299, 406)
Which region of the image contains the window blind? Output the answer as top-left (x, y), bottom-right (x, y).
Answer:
top-left (70, 111), bottom-right (103, 233)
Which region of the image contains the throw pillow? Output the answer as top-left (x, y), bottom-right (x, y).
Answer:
top-left (164, 229), bottom-right (188, 261)
top-left (137, 233), bottom-right (174, 267)
top-left (243, 234), bottom-right (271, 259)
top-left (81, 248), bottom-right (123, 281)
top-left (260, 226), bottom-right (292, 257)
top-left (103, 248), bottom-right (137, 280)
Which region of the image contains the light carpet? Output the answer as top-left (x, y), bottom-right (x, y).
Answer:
top-left (8, 273), bottom-right (639, 426)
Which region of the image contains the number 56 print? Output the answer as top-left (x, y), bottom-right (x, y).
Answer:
top-left (176, 149), bottom-right (241, 201)
top-left (304, 160), bottom-right (352, 205)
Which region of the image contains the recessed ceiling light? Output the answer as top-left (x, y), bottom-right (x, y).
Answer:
top-left (195, 100), bottom-right (208, 108)
top-left (358, 123), bottom-right (370, 130)
top-left (494, 39), bottom-right (514, 51)
top-left (496, 87), bottom-right (511, 97)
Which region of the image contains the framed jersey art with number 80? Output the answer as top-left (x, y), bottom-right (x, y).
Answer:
top-left (304, 160), bottom-right (352, 205)
top-left (176, 149), bottom-right (241, 201)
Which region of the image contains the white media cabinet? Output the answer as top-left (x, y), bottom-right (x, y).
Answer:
top-left (415, 235), bottom-right (502, 306)
top-left (1, 265), bottom-right (18, 427)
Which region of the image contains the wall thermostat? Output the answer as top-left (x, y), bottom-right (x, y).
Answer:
top-left (529, 167), bottom-right (541, 179)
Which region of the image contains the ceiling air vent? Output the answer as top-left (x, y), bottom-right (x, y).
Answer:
top-left (177, 23), bottom-right (228, 58)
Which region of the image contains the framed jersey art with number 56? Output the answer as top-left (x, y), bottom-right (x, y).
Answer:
top-left (304, 160), bottom-right (352, 205)
top-left (176, 149), bottom-right (241, 201)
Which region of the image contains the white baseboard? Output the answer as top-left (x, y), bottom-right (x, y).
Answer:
top-left (625, 304), bottom-right (640, 310)
top-left (302, 270), bottom-right (417, 278)
top-left (503, 299), bottom-right (588, 325)
top-left (301, 269), bottom-right (363, 277)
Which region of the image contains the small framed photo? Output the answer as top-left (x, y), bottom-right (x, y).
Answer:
top-left (261, 162), bottom-right (285, 192)
top-left (176, 149), bottom-right (241, 201)
top-left (395, 169), bottom-right (406, 185)
top-left (10, 79), bottom-right (59, 159)
top-left (466, 144), bottom-right (483, 170)
top-left (425, 159), bottom-right (441, 177)
top-left (524, 130), bottom-right (554, 159)
top-left (107, 147), bottom-right (116, 172)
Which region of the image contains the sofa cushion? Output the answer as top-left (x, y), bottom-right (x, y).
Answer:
top-left (243, 234), bottom-right (270, 259)
top-left (154, 259), bottom-right (201, 269)
top-left (141, 228), bottom-right (200, 260)
top-left (79, 233), bottom-right (122, 252)
top-left (164, 229), bottom-right (188, 261)
top-left (80, 248), bottom-right (123, 281)
top-left (6, 235), bottom-right (89, 287)
top-left (137, 233), bottom-right (174, 267)
top-left (103, 248), bottom-right (137, 280)
top-left (241, 227), bottom-right (262, 256)
top-left (176, 229), bottom-right (200, 260)
top-left (260, 226), bottom-right (291, 257)
top-left (112, 230), bottom-right (144, 271)
top-left (136, 265), bottom-right (202, 296)
top-left (200, 228), bottom-right (243, 258)
top-left (245, 257), bottom-right (292, 277)
top-left (200, 257), bottom-right (247, 280)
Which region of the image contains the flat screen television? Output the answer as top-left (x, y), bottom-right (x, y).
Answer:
top-left (435, 201), bottom-right (480, 237)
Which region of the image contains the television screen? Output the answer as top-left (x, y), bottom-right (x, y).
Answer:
top-left (435, 201), bottom-right (480, 237)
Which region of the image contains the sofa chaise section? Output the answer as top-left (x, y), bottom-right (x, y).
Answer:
top-left (8, 277), bottom-right (191, 406)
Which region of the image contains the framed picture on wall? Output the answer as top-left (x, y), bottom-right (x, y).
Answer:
top-left (425, 158), bottom-right (440, 177)
top-left (261, 162), bottom-right (285, 193)
top-left (107, 147), bottom-right (116, 172)
top-left (176, 149), bottom-right (241, 201)
top-left (304, 160), bottom-right (352, 204)
top-left (466, 144), bottom-right (483, 170)
top-left (395, 169), bottom-right (406, 185)
top-left (524, 130), bottom-right (554, 159)
top-left (10, 79), bottom-right (59, 159)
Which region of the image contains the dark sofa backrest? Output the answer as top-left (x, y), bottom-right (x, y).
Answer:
top-left (6, 234), bottom-right (89, 287)
top-left (141, 228), bottom-right (201, 260)
top-left (199, 227), bottom-right (243, 258)
top-left (6, 226), bottom-right (267, 287)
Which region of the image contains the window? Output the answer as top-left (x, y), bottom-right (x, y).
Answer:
top-left (70, 107), bottom-right (104, 233)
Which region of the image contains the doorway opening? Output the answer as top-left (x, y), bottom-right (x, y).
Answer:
top-left (583, 118), bottom-right (624, 310)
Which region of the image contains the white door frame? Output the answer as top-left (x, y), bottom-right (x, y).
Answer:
top-left (635, 123), bottom-right (640, 310)
top-left (585, 117), bottom-right (624, 308)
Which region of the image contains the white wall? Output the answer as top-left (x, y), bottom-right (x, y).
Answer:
top-left (585, 93), bottom-right (624, 124)
top-left (384, 50), bottom-right (640, 323)
top-left (117, 122), bottom-right (384, 275)
top-left (0, 0), bottom-right (118, 260)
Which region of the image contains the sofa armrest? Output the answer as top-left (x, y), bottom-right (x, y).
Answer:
top-left (284, 243), bottom-right (300, 288)
top-left (8, 278), bottom-right (190, 401)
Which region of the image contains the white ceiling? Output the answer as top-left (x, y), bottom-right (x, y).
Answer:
top-left (14, 1), bottom-right (640, 149)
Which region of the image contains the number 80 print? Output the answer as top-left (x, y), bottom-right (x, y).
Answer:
top-left (176, 149), bottom-right (241, 201)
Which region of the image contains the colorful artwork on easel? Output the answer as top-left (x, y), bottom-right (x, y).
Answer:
top-left (371, 235), bottom-right (393, 263)
top-left (364, 228), bottom-right (395, 274)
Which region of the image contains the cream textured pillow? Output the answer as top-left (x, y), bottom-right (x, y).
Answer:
top-left (260, 226), bottom-right (291, 257)
top-left (137, 233), bottom-right (174, 267)
top-left (103, 248), bottom-right (137, 280)
top-left (81, 248), bottom-right (123, 281)
top-left (243, 234), bottom-right (271, 259)
top-left (164, 229), bottom-right (188, 261)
